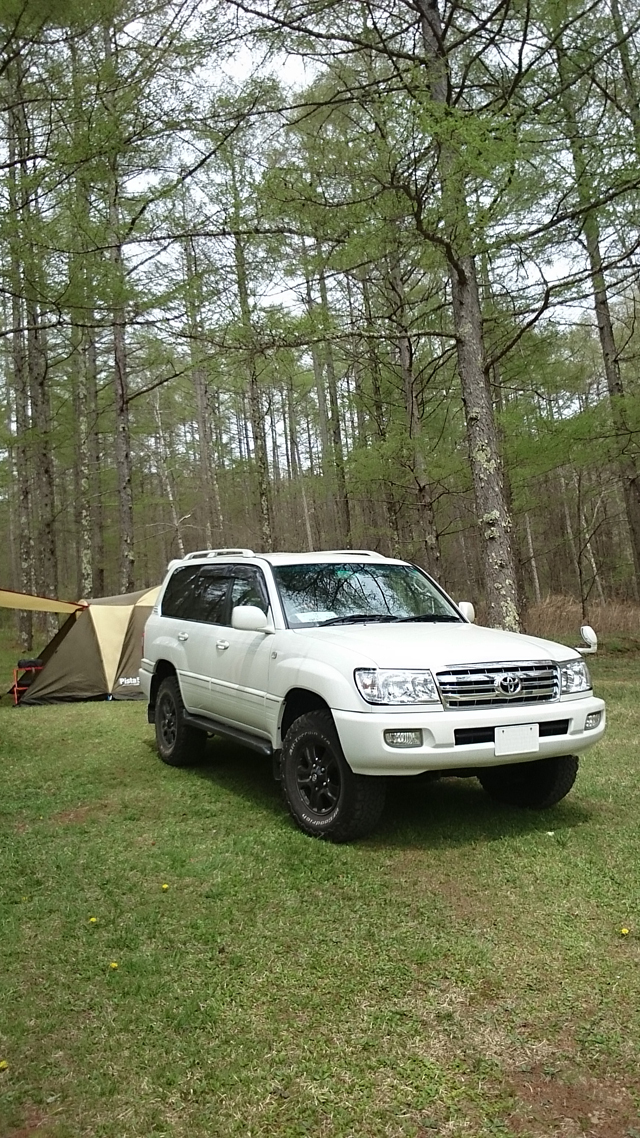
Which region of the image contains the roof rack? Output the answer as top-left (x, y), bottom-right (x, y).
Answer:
top-left (322, 549), bottom-right (384, 557)
top-left (183, 548), bottom-right (256, 560)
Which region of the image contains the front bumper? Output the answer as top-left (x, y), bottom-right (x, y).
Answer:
top-left (333, 695), bottom-right (606, 776)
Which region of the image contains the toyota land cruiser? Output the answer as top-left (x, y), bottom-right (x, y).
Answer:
top-left (140, 549), bottom-right (605, 841)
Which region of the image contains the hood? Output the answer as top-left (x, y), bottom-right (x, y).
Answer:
top-left (294, 622), bottom-right (580, 671)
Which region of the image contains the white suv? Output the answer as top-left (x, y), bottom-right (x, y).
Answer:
top-left (140, 549), bottom-right (606, 842)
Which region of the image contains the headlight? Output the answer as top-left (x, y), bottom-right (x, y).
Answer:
top-left (559, 659), bottom-right (591, 694)
top-left (355, 668), bottom-right (440, 705)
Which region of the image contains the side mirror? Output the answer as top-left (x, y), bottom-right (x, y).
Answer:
top-left (457, 601), bottom-right (475, 623)
top-left (231, 605), bottom-right (273, 633)
top-left (577, 624), bottom-right (598, 654)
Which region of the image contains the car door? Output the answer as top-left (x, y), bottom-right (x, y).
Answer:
top-left (159, 565), bottom-right (208, 711)
top-left (184, 566), bottom-right (234, 715)
top-left (207, 565), bottom-right (272, 734)
top-left (161, 565), bottom-right (231, 713)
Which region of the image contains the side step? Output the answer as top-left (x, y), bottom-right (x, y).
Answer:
top-left (182, 711), bottom-right (273, 757)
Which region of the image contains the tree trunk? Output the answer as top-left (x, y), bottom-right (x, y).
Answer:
top-left (184, 232), bottom-right (224, 544)
top-left (317, 262), bottom-right (352, 546)
top-left (610, 0), bottom-right (640, 156)
top-left (7, 86), bottom-right (34, 648)
top-left (26, 298), bottom-right (56, 606)
top-left (71, 322), bottom-right (93, 600)
top-left (153, 393), bottom-right (185, 558)
top-left (287, 379), bottom-right (314, 550)
top-left (389, 263), bottom-right (441, 576)
top-left (104, 24), bottom-right (135, 593)
top-left (232, 221), bottom-right (272, 551)
top-left (10, 54), bottom-right (57, 621)
top-left (86, 327), bottom-right (105, 596)
top-left (69, 41), bottom-right (95, 600)
top-left (417, 0), bottom-right (520, 629)
top-left (523, 513), bottom-right (542, 606)
top-left (556, 42), bottom-right (640, 585)
top-left (303, 266), bottom-right (339, 541)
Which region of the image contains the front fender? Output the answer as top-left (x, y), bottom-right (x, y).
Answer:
top-left (273, 654), bottom-right (368, 713)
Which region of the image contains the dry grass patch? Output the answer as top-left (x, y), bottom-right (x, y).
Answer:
top-left (507, 1066), bottom-right (640, 1137)
top-left (524, 596), bottom-right (640, 647)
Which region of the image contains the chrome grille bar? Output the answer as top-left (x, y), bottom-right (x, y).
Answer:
top-left (436, 661), bottom-right (559, 709)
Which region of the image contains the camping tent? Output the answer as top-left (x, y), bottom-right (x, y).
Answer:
top-left (16, 586), bottom-right (159, 704)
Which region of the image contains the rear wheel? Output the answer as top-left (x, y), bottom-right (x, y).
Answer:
top-left (155, 676), bottom-right (207, 767)
top-left (478, 755), bottom-right (579, 809)
top-left (281, 711), bottom-right (386, 842)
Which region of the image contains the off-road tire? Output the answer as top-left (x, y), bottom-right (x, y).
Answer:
top-left (478, 755), bottom-right (579, 809)
top-left (281, 711), bottom-right (386, 842)
top-left (155, 676), bottom-right (207, 767)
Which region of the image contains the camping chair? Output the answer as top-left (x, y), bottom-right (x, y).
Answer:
top-left (12, 658), bottom-right (44, 705)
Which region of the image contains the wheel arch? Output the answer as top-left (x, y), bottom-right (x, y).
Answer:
top-left (148, 660), bottom-right (178, 722)
top-left (279, 687), bottom-right (333, 744)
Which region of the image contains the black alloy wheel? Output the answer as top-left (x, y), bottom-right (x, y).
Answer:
top-left (281, 710), bottom-right (386, 842)
top-left (154, 675), bottom-right (207, 767)
top-left (158, 688), bottom-right (178, 751)
top-left (295, 738), bottom-right (342, 816)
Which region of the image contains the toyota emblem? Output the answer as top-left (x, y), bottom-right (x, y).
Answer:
top-left (497, 673), bottom-right (522, 696)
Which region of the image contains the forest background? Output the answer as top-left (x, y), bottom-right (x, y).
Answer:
top-left (2, 0), bottom-right (640, 647)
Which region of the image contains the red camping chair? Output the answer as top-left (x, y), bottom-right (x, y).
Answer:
top-left (12, 658), bottom-right (44, 705)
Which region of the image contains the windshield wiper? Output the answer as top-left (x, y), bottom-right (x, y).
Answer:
top-left (397, 614), bottom-right (461, 623)
top-left (320, 613), bottom-right (399, 626)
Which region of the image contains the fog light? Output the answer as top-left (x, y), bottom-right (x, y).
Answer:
top-left (585, 712), bottom-right (602, 730)
top-left (384, 729), bottom-right (423, 748)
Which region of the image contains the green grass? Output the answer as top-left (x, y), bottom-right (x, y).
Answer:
top-left (1, 640), bottom-right (640, 1136)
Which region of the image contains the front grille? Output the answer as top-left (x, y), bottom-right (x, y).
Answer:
top-left (438, 661), bottom-right (559, 710)
top-left (454, 719), bottom-right (569, 746)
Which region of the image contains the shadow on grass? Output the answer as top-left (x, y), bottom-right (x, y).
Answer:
top-left (151, 734), bottom-right (594, 850)
top-left (175, 736), bottom-right (284, 817)
top-left (375, 773), bottom-right (593, 849)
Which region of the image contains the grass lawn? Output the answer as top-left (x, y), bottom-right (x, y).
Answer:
top-left (1, 627), bottom-right (639, 1137)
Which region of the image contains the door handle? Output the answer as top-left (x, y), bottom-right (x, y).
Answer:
top-left (216, 640), bottom-right (230, 651)
top-left (177, 632), bottom-right (189, 642)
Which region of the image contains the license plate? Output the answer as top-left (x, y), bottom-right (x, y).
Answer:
top-left (494, 724), bottom-right (539, 757)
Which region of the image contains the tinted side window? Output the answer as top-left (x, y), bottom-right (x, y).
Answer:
top-left (193, 567), bottom-right (231, 624)
top-left (161, 566), bottom-right (231, 623)
top-left (230, 567), bottom-right (269, 614)
top-left (161, 567), bottom-right (202, 619)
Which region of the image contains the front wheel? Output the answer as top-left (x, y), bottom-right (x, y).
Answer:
top-left (281, 711), bottom-right (386, 842)
top-left (478, 754), bottom-right (579, 809)
top-left (155, 676), bottom-right (207, 767)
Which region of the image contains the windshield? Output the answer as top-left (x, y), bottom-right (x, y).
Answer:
top-left (272, 562), bottom-right (462, 628)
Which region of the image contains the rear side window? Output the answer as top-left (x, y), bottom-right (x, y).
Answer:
top-left (161, 565), bottom-right (231, 623)
top-left (161, 567), bottom-right (202, 619)
top-left (194, 567), bottom-right (231, 624)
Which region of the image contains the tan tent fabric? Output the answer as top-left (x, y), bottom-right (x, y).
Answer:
top-left (17, 586), bottom-right (158, 705)
top-left (90, 602), bottom-right (134, 692)
top-left (20, 610), bottom-right (107, 702)
top-left (113, 588), bottom-right (160, 698)
top-left (135, 586), bottom-right (160, 609)
top-left (0, 587), bottom-right (84, 614)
